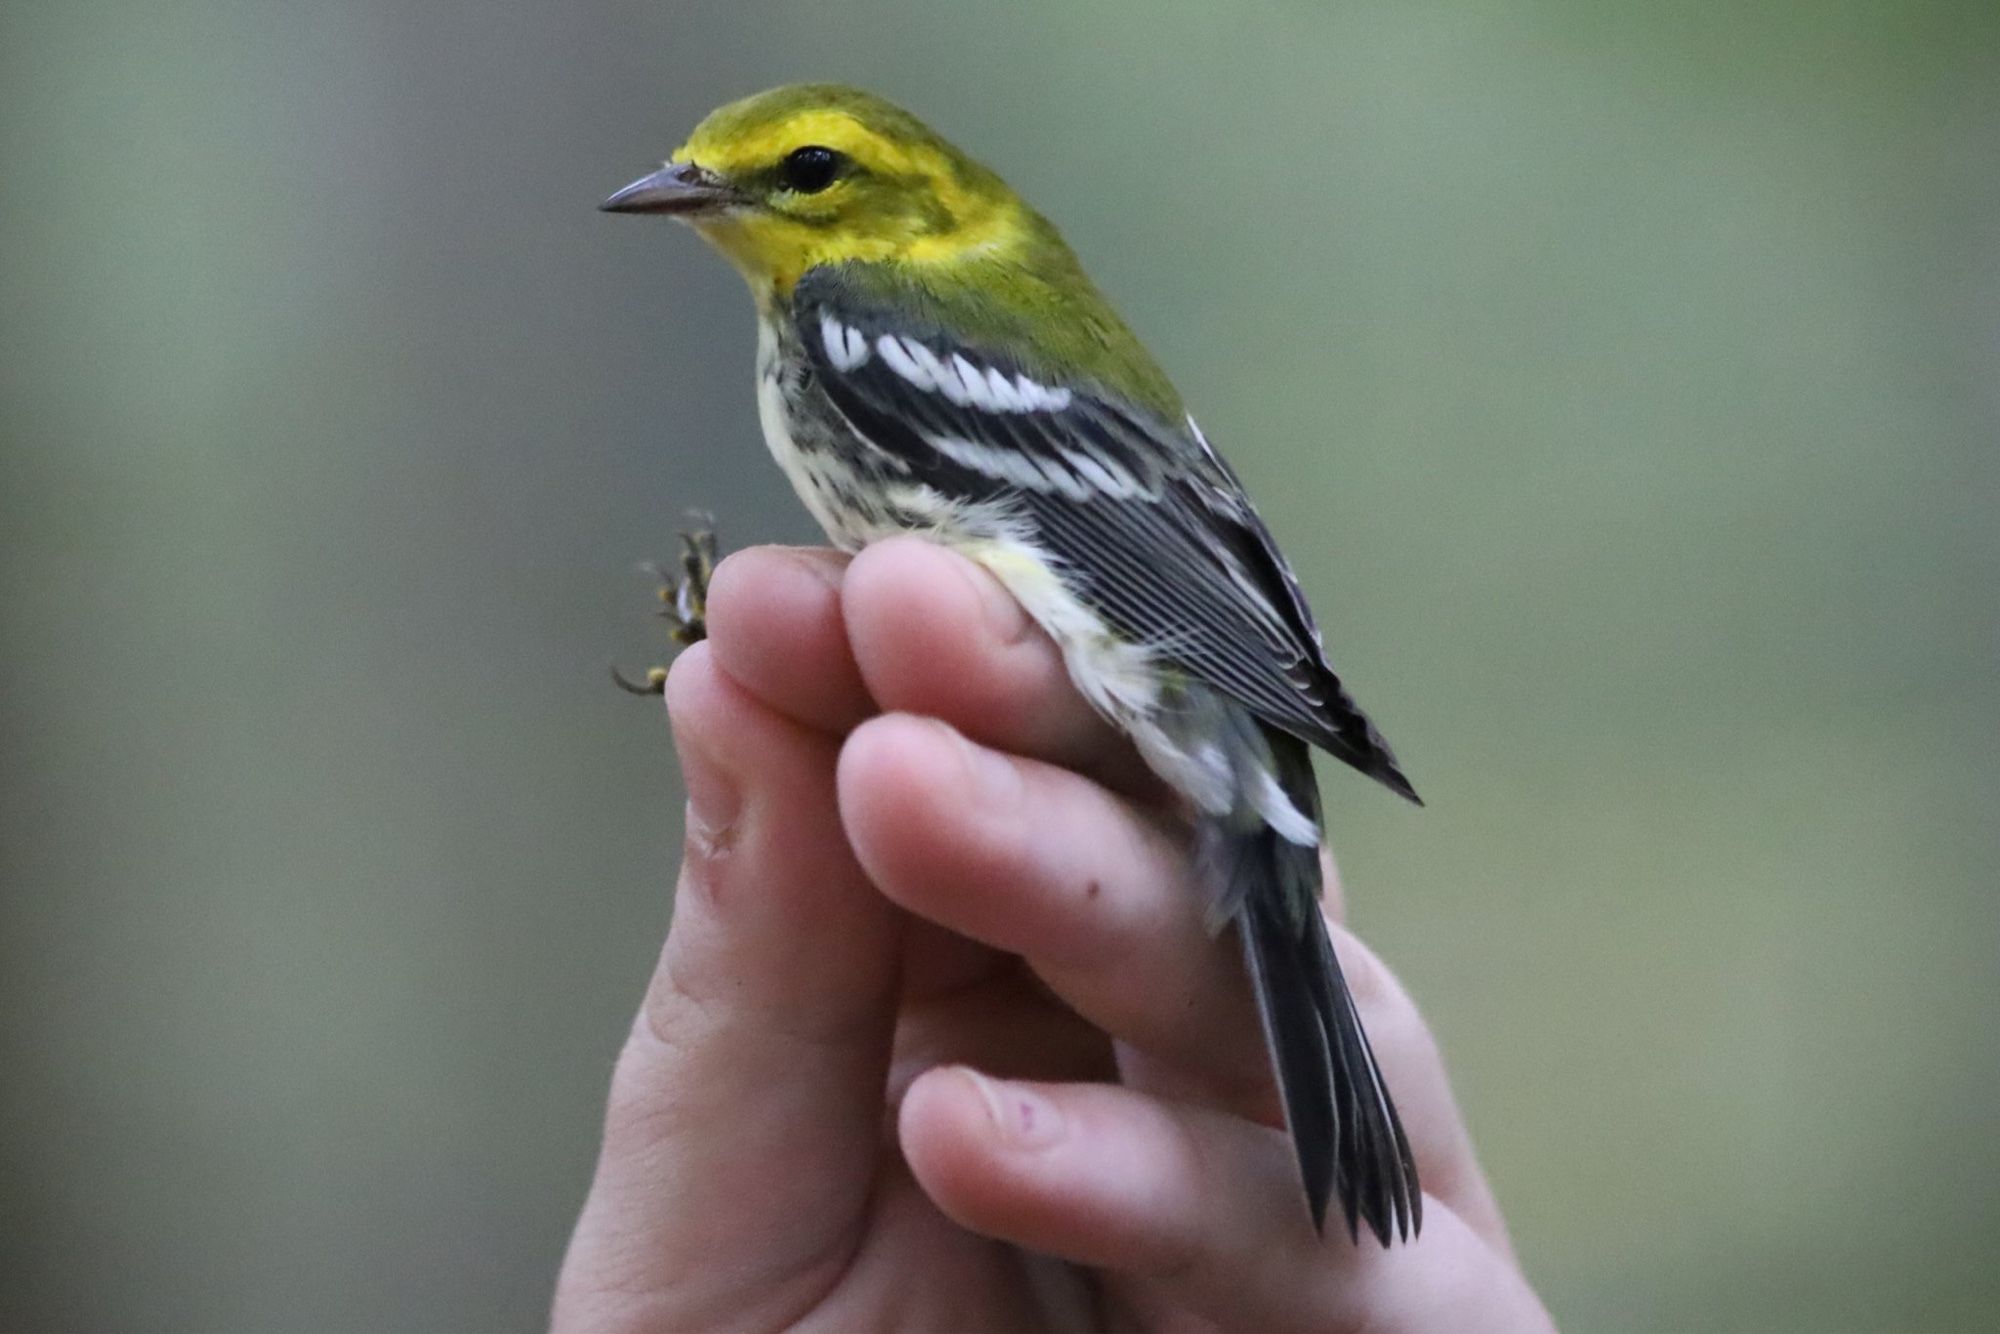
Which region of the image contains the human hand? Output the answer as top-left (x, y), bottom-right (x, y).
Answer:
top-left (552, 538), bottom-right (1552, 1332)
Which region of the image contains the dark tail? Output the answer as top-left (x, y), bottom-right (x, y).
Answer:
top-left (1218, 735), bottom-right (1422, 1244)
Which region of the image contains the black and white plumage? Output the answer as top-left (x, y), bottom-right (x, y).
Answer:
top-left (757, 264), bottom-right (1423, 1244)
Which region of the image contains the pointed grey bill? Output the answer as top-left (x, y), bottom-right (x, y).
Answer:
top-left (599, 162), bottom-right (741, 215)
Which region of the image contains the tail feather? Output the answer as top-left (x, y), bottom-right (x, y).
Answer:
top-left (1216, 734), bottom-right (1422, 1244)
top-left (1312, 911), bottom-right (1422, 1242)
top-left (1238, 887), bottom-right (1338, 1228)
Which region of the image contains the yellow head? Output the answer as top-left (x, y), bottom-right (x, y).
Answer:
top-left (602, 85), bottom-right (1029, 303)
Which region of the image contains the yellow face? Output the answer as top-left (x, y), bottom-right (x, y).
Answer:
top-left (643, 87), bottom-right (1022, 301)
top-left (600, 86), bottom-right (1185, 453)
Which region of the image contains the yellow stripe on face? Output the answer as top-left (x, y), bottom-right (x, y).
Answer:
top-left (670, 100), bottom-right (1021, 297)
top-left (681, 111), bottom-right (942, 187)
top-left (683, 164), bottom-right (1013, 296)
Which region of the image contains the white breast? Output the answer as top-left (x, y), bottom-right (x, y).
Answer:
top-left (754, 320), bottom-right (878, 550)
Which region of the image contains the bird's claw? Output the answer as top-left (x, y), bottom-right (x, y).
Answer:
top-left (613, 516), bottom-right (719, 694)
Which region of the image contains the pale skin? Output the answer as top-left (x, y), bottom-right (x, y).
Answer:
top-left (553, 537), bottom-right (1554, 1332)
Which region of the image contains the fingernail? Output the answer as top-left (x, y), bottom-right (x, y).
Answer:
top-left (960, 1068), bottom-right (1064, 1149)
top-left (670, 719), bottom-right (741, 859)
top-left (777, 545), bottom-right (847, 591)
top-left (944, 721), bottom-right (1023, 807)
top-left (960, 557), bottom-right (1033, 646)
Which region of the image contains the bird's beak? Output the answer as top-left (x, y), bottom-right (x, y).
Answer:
top-left (599, 161), bottom-right (741, 216)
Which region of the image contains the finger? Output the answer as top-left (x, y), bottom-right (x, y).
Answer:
top-left (703, 544), bottom-right (871, 735)
top-left (895, 914), bottom-right (1009, 1003)
top-left (900, 1071), bottom-right (1554, 1334)
top-left (1330, 924), bottom-right (1515, 1257)
top-left (838, 712), bottom-right (1510, 1239)
top-left (886, 963), bottom-right (1116, 1112)
top-left (837, 713), bottom-right (1276, 1115)
top-left (554, 644), bottom-right (899, 1331)
top-left (841, 536), bottom-right (1157, 795)
top-left (1321, 845), bottom-right (1347, 924)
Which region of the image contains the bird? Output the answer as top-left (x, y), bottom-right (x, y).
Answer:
top-left (601, 84), bottom-right (1422, 1245)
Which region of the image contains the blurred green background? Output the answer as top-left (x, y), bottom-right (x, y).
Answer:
top-left (3, 2), bottom-right (1995, 1330)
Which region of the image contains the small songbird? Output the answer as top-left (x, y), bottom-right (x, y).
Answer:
top-left (602, 85), bottom-right (1422, 1244)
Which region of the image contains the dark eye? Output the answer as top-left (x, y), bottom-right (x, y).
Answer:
top-left (780, 145), bottom-right (843, 194)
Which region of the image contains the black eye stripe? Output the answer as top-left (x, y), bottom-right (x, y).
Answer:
top-left (780, 145), bottom-right (844, 194)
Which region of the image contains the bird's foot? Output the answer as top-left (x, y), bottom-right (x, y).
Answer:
top-left (612, 516), bottom-right (719, 695)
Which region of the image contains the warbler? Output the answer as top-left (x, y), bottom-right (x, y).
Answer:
top-left (602, 84), bottom-right (1421, 1244)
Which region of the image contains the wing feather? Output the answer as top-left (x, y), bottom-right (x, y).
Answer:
top-left (793, 269), bottom-right (1415, 798)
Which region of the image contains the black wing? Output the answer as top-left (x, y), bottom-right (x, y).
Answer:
top-left (793, 269), bottom-right (1417, 802)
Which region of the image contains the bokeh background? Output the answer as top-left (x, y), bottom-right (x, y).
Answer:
top-left (4, 2), bottom-right (1995, 1330)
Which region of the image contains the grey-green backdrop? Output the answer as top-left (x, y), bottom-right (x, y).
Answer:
top-left (3, 2), bottom-right (1995, 1330)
